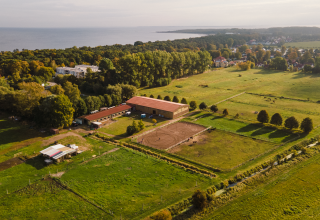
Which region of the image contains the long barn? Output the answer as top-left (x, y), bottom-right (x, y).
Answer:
top-left (126, 96), bottom-right (189, 119)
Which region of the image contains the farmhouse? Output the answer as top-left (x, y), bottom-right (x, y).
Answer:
top-left (77, 104), bottom-right (132, 126)
top-left (126, 96), bottom-right (189, 119)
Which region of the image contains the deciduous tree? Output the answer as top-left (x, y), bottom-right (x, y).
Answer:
top-left (270, 113), bottom-right (283, 126)
top-left (300, 117), bottom-right (313, 133)
top-left (285, 116), bottom-right (299, 129)
top-left (257, 110), bottom-right (270, 123)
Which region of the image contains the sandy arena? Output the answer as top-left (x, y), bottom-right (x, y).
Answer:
top-left (137, 122), bottom-right (206, 150)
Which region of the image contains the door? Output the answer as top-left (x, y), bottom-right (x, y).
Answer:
top-left (153, 110), bottom-right (156, 114)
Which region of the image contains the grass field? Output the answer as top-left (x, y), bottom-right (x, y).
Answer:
top-left (0, 137), bottom-right (116, 198)
top-left (60, 148), bottom-right (213, 219)
top-left (217, 93), bottom-right (320, 125)
top-left (284, 41), bottom-right (320, 48)
top-left (99, 112), bottom-right (168, 137)
top-left (206, 151), bottom-right (320, 220)
top-left (168, 129), bottom-right (276, 170)
top-left (0, 180), bottom-right (106, 219)
top-left (140, 67), bottom-right (320, 105)
top-left (185, 113), bottom-right (297, 143)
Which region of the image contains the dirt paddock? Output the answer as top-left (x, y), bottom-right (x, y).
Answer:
top-left (137, 122), bottom-right (206, 150)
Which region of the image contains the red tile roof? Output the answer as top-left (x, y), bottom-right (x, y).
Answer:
top-left (214, 56), bottom-right (226, 62)
top-left (83, 105), bottom-right (132, 121)
top-left (126, 96), bottom-right (188, 112)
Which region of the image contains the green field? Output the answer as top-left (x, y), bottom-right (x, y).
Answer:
top-left (99, 112), bottom-right (168, 137)
top-left (0, 180), bottom-right (106, 219)
top-left (206, 151), bottom-right (320, 220)
top-left (217, 93), bottom-right (320, 125)
top-left (140, 67), bottom-right (320, 107)
top-left (60, 148), bottom-right (212, 219)
top-left (169, 129), bottom-right (276, 170)
top-left (185, 113), bottom-right (297, 143)
top-left (284, 41), bottom-right (320, 48)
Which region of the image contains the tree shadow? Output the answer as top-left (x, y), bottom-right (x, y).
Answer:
top-left (253, 69), bottom-right (284, 75)
top-left (291, 72), bottom-right (320, 79)
top-left (236, 123), bottom-right (261, 133)
top-left (250, 127), bottom-right (274, 137)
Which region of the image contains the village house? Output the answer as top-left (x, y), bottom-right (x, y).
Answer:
top-left (56, 65), bottom-right (99, 78)
top-left (213, 56), bottom-right (228, 67)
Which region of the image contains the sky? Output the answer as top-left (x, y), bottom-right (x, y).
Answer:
top-left (1, 0), bottom-right (320, 28)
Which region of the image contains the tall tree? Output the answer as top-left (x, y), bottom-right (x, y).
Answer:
top-left (270, 113), bottom-right (283, 126)
top-left (257, 110), bottom-right (269, 123)
top-left (63, 81), bottom-right (80, 104)
top-left (73, 98), bottom-right (87, 118)
top-left (300, 117), bottom-right (313, 133)
top-left (285, 116), bottom-right (299, 129)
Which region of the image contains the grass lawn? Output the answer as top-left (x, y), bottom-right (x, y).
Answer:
top-left (168, 129), bottom-right (276, 170)
top-left (0, 113), bottom-right (49, 162)
top-left (0, 137), bottom-right (115, 198)
top-left (99, 112), bottom-right (168, 137)
top-left (186, 113), bottom-right (297, 143)
top-left (139, 67), bottom-right (320, 105)
top-left (0, 180), bottom-right (105, 219)
top-left (217, 93), bottom-right (320, 126)
top-left (206, 151), bottom-right (320, 219)
top-left (284, 41), bottom-right (320, 48)
top-left (60, 148), bottom-right (213, 220)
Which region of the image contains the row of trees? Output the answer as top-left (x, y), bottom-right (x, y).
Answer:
top-left (257, 110), bottom-right (313, 133)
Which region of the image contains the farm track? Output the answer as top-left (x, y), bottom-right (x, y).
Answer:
top-left (214, 92), bottom-right (246, 105)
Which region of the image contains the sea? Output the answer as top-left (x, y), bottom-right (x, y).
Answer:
top-left (0, 26), bottom-right (210, 52)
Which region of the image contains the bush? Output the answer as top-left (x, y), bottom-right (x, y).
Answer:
top-left (235, 113), bottom-right (239, 119)
top-left (285, 116), bottom-right (299, 130)
top-left (152, 119), bottom-right (157, 124)
top-left (157, 95), bottom-right (162, 100)
top-left (164, 96), bottom-right (171, 101)
top-left (257, 110), bottom-right (269, 123)
top-left (126, 126), bottom-right (135, 135)
top-left (223, 109), bottom-right (229, 116)
top-left (300, 117), bottom-right (313, 133)
top-left (150, 94), bottom-right (154, 98)
top-left (199, 102), bottom-right (207, 110)
top-left (210, 105), bottom-right (218, 113)
top-left (192, 190), bottom-right (208, 210)
top-left (138, 119), bottom-right (145, 131)
top-left (270, 113), bottom-right (283, 126)
top-left (189, 101), bottom-right (197, 110)
top-left (181, 98), bottom-right (188, 104)
top-left (152, 209), bottom-right (172, 220)
top-left (172, 96), bottom-right (179, 103)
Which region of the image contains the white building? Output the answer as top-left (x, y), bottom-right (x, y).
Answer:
top-left (56, 65), bottom-right (99, 78)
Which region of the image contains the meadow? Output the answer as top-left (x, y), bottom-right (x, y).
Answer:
top-left (99, 112), bottom-right (167, 137)
top-left (0, 180), bottom-right (106, 219)
top-left (217, 93), bottom-right (320, 125)
top-left (140, 67), bottom-right (320, 105)
top-left (60, 148), bottom-right (213, 219)
top-left (184, 113), bottom-right (297, 143)
top-left (284, 41), bottom-right (320, 48)
top-left (206, 150), bottom-right (320, 219)
top-left (168, 129), bottom-right (276, 170)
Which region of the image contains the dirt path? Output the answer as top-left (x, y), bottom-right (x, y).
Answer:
top-left (0, 157), bottom-right (25, 172)
top-left (82, 148), bottom-right (120, 164)
top-left (50, 171), bottom-right (65, 178)
top-left (41, 132), bottom-right (86, 147)
top-left (214, 92), bottom-right (246, 105)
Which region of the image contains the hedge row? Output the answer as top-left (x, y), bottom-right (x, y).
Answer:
top-left (94, 133), bottom-right (216, 177)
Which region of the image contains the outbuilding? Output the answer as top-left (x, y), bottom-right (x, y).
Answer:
top-left (126, 96), bottom-right (189, 119)
top-left (77, 104), bottom-right (132, 126)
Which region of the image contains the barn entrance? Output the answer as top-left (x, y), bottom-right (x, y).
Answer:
top-left (153, 110), bottom-right (156, 114)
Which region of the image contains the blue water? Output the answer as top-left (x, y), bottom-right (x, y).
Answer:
top-left (0, 27), bottom-right (207, 52)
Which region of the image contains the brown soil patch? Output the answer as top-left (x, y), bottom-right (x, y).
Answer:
top-left (137, 122), bottom-right (206, 150)
top-left (168, 132), bottom-right (208, 153)
top-left (0, 157), bottom-right (24, 172)
top-left (41, 132), bottom-right (86, 147)
top-left (50, 171), bottom-right (65, 178)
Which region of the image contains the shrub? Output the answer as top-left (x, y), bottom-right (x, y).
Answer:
top-left (189, 101), bottom-right (197, 110)
top-left (220, 180), bottom-right (229, 189)
top-left (223, 109), bottom-right (229, 116)
top-left (152, 209), bottom-right (172, 220)
top-left (257, 110), bottom-right (269, 123)
top-left (285, 116), bottom-right (299, 130)
top-left (181, 98), bottom-right (188, 104)
top-left (210, 105), bottom-right (218, 113)
top-left (164, 96), bottom-right (171, 101)
top-left (236, 61), bottom-right (252, 71)
top-left (270, 113), bottom-right (283, 126)
top-left (150, 94), bottom-right (154, 98)
top-left (300, 117), bottom-right (313, 133)
top-left (126, 126), bottom-right (135, 135)
top-left (157, 95), bottom-right (163, 100)
top-left (172, 96), bottom-right (179, 103)
top-left (138, 119), bottom-right (145, 131)
top-left (199, 102), bottom-right (207, 110)
top-left (192, 190), bottom-right (208, 210)
top-left (152, 119), bottom-right (157, 124)
top-left (235, 113), bottom-right (239, 119)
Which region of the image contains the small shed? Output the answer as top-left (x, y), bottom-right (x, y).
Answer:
top-left (50, 128), bottom-right (59, 135)
top-left (92, 122), bottom-right (102, 128)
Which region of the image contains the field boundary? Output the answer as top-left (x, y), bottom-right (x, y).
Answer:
top-left (166, 126), bottom-right (212, 151)
top-left (214, 92), bottom-right (246, 105)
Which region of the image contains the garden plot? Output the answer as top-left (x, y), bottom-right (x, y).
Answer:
top-left (137, 122), bottom-right (207, 150)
